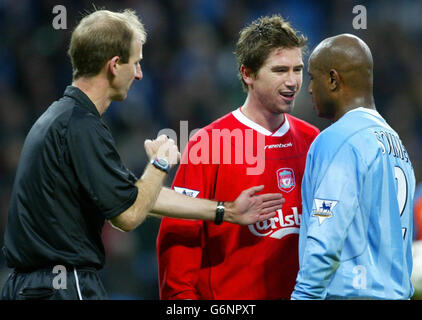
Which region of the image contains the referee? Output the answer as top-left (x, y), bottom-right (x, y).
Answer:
top-left (1, 9), bottom-right (283, 300)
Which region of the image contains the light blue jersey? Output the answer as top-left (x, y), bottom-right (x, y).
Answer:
top-left (292, 107), bottom-right (415, 300)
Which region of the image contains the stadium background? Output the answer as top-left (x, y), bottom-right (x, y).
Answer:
top-left (0, 0), bottom-right (421, 299)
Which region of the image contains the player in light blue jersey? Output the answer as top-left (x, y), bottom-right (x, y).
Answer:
top-left (291, 34), bottom-right (416, 299)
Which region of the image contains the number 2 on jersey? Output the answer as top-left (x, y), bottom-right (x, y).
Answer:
top-left (394, 166), bottom-right (408, 217)
top-left (394, 166), bottom-right (408, 239)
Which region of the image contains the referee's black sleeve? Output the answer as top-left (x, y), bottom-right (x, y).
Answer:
top-left (67, 108), bottom-right (138, 220)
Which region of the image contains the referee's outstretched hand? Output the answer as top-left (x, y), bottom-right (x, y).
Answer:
top-left (225, 185), bottom-right (285, 225)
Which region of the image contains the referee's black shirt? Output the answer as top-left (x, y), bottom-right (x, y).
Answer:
top-left (3, 86), bottom-right (138, 270)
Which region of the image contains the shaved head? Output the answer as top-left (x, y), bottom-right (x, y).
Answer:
top-left (308, 34), bottom-right (375, 121)
top-left (310, 34), bottom-right (373, 89)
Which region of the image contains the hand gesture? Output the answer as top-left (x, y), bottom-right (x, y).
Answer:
top-left (226, 185), bottom-right (285, 225)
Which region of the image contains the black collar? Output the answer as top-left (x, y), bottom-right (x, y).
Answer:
top-left (63, 86), bottom-right (101, 118)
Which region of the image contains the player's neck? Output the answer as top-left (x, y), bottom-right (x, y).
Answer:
top-left (241, 95), bottom-right (285, 133)
top-left (335, 93), bottom-right (375, 122)
top-left (72, 76), bottom-right (111, 116)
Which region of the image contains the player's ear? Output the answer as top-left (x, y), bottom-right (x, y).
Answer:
top-left (241, 65), bottom-right (255, 87)
top-left (329, 69), bottom-right (340, 91)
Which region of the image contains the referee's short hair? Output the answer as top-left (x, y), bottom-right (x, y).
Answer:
top-left (235, 14), bottom-right (307, 92)
top-left (68, 9), bottom-right (147, 80)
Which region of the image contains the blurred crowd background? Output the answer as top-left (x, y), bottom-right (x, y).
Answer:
top-left (0, 0), bottom-right (421, 299)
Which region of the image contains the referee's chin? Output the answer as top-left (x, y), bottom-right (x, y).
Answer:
top-left (110, 91), bottom-right (128, 102)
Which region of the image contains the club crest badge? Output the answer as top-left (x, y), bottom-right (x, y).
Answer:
top-left (276, 168), bottom-right (296, 193)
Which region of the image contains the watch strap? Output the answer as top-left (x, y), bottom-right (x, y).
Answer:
top-left (214, 201), bottom-right (225, 225)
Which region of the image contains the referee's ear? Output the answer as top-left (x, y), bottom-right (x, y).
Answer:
top-left (107, 56), bottom-right (120, 77)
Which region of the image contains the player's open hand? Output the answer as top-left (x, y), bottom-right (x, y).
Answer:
top-left (225, 185), bottom-right (284, 225)
top-left (144, 135), bottom-right (181, 167)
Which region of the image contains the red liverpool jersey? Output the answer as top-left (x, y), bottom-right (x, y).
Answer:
top-left (157, 108), bottom-right (319, 299)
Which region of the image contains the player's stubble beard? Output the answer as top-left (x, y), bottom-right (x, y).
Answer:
top-left (270, 97), bottom-right (296, 116)
top-left (256, 90), bottom-right (296, 117)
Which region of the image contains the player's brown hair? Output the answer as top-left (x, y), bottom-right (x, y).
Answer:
top-left (235, 15), bottom-right (307, 92)
top-left (68, 9), bottom-right (146, 80)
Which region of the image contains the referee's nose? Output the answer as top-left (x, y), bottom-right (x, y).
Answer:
top-left (135, 63), bottom-right (143, 81)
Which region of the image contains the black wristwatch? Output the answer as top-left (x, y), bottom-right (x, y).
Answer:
top-left (151, 157), bottom-right (170, 173)
top-left (214, 201), bottom-right (225, 225)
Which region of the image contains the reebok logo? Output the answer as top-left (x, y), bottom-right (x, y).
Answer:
top-left (265, 142), bottom-right (293, 150)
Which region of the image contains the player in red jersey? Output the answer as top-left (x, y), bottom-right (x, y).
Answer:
top-left (156, 15), bottom-right (319, 300)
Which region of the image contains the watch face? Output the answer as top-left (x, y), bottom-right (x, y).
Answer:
top-left (158, 158), bottom-right (169, 166)
top-left (154, 158), bottom-right (170, 172)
